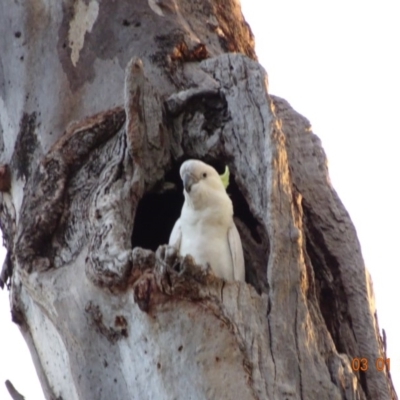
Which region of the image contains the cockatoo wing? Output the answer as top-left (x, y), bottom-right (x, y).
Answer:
top-left (228, 222), bottom-right (245, 281)
top-left (169, 218), bottom-right (182, 250)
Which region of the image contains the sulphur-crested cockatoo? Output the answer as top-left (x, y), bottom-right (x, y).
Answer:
top-left (169, 160), bottom-right (245, 281)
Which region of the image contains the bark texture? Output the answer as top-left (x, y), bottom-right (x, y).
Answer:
top-left (0, 1), bottom-right (396, 399)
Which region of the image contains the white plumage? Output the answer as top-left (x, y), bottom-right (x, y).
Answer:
top-left (169, 160), bottom-right (245, 281)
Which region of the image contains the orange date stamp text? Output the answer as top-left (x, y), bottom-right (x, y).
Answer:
top-left (351, 357), bottom-right (390, 372)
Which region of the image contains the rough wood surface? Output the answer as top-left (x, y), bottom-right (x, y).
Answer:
top-left (0, 1), bottom-right (396, 400)
top-left (270, 95), bottom-right (396, 399)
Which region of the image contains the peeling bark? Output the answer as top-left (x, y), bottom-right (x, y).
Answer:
top-left (0, 1), bottom-right (396, 399)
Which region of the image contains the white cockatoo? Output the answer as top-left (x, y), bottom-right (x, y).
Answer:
top-left (169, 160), bottom-right (245, 281)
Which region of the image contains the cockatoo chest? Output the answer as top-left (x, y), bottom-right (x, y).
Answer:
top-left (179, 207), bottom-right (234, 280)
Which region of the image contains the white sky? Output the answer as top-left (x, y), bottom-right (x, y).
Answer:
top-left (0, 0), bottom-right (399, 398)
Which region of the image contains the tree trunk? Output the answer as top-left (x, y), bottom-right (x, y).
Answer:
top-left (0, 1), bottom-right (396, 399)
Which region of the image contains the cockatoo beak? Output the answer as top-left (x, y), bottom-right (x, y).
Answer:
top-left (183, 173), bottom-right (197, 193)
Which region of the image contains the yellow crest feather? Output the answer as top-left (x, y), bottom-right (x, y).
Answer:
top-left (220, 166), bottom-right (230, 189)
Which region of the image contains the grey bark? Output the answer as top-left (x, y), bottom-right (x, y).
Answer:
top-left (5, 380), bottom-right (25, 400)
top-left (0, 1), bottom-right (396, 399)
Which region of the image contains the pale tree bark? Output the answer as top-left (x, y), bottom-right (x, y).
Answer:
top-left (0, 1), bottom-right (397, 399)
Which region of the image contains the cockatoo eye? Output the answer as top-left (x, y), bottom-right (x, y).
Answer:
top-left (202, 172), bottom-right (207, 178)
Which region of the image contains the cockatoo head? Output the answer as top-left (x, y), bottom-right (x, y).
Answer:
top-left (180, 160), bottom-right (229, 208)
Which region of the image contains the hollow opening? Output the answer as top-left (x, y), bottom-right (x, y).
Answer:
top-left (227, 175), bottom-right (262, 245)
top-left (131, 162), bottom-right (183, 251)
top-left (131, 157), bottom-right (269, 292)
